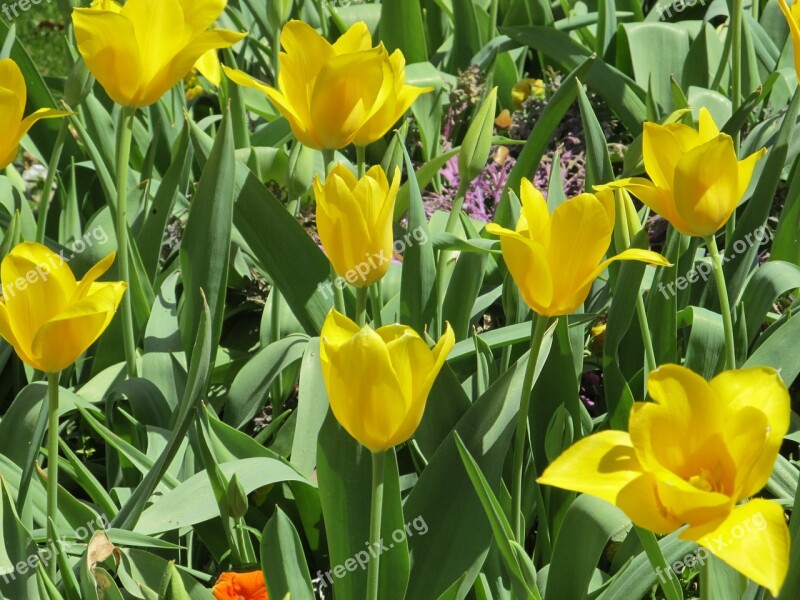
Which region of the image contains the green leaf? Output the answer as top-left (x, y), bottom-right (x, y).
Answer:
top-left (740, 261), bottom-right (800, 344)
top-left (576, 79), bottom-right (614, 189)
top-left (0, 480), bottom-right (37, 599)
top-left (745, 312), bottom-right (800, 386)
top-left (378, 0), bottom-right (428, 63)
top-left (459, 88), bottom-right (498, 184)
top-left (261, 507), bottom-right (315, 600)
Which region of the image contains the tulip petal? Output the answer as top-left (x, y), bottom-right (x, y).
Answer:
top-left (310, 49), bottom-right (394, 149)
top-left (280, 20), bottom-right (334, 73)
top-left (680, 499), bottom-right (790, 597)
top-left (486, 223), bottom-right (554, 315)
top-left (1, 244), bottom-right (76, 359)
top-left (73, 8), bottom-right (144, 106)
top-left (332, 21), bottom-right (373, 54)
top-left (575, 248), bottom-right (671, 300)
top-left (710, 367), bottom-right (790, 499)
top-left (194, 49), bottom-right (222, 86)
top-left (673, 136), bottom-right (740, 237)
top-left (74, 252), bottom-right (117, 300)
top-left (603, 178), bottom-right (696, 235)
top-left (16, 108), bottom-right (71, 142)
top-left (516, 178), bottom-right (550, 244)
top-left (642, 121), bottom-right (702, 191)
top-left (174, 0), bottom-right (226, 33)
top-left (539, 430), bottom-right (644, 505)
top-left (0, 301), bottom-right (39, 370)
top-left (697, 107), bottom-right (720, 142)
top-left (147, 29), bottom-right (246, 108)
top-left (320, 319), bottom-right (407, 452)
top-left (31, 281), bottom-right (126, 372)
top-left (548, 193), bottom-right (615, 306)
top-left (736, 148), bottom-right (767, 201)
top-left (0, 59), bottom-right (25, 140)
top-left (616, 473), bottom-right (683, 534)
top-left (779, 0), bottom-right (800, 81)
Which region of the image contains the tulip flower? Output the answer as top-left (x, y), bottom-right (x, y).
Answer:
top-left (0, 243), bottom-right (127, 373)
top-left (539, 364), bottom-right (791, 596)
top-left (485, 179), bottom-right (670, 317)
top-left (320, 309), bottom-right (454, 452)
top-left (212, 570), bottom-right (268, 600)
top-left (601, 109), bottom-right (766, 237)
top-left (73, 0), bottom-right (246, 107)
top-left (314, 164), bottom-right (400, 288)
top-left (0, 59), bottom-right (69, 169)
top-left (779, 0), bottom-right (800, 80)
top-left (222, 21), bottom-right (431, 150)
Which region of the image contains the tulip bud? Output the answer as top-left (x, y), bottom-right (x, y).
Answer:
top-left (314, 164), bottom-right (400, 287)
top-left (268, 0), bottom-right (293, 27)
top-left (458, 87), bottom-right (498, 188)
top-left (226, 474), bottom-right (249, 519)
top-left (64, 58), bottom-right (95, 107)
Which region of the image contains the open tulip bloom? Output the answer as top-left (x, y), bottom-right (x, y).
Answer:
top-left (0, 243), bottom-right (127, 373)
top-left (600, 108), bottom-right (766, 238)
top-left (223, 21), bottom-right (431, 150)
top-left (485, 178), bottom-right (671, 317)
top-left (212, 570), bottom-right (269, 600)
top-left (0, 59), bottom-right (69, 169)
top-left (539, 364), bottom-right (791, 596)
top-left (315, 164), bottom-right (400, 287)
top-left (73, 0), bottom-right (246, 107)
top-left (779, 0), bottom-right (800, 80)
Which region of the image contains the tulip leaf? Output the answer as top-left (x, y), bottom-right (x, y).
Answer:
top-left (450, 0), bottom-right (485, 71)
top-left (745, 311), bottom-right (800, 387)
top-left (403, 333), bottom-right (552, 598)
top-left (181, 107), bottom-right (235, 365)
top-left (454, 433), bottom-right (540, 599)
top-left (226, 334), bottom-right (308, 428)
top-left (740, 261), bottom-right (800, 344)
top-left (576, 78), bottom-right (614, 190)
top-left (290, 338), bottom-right (330, 478)
top-left (378, 0), bottom-right (428, 63)
top-left (679, 306), bottom-right (726, 379)
top-left (117, 550), bottom-right (213, 600)
top-left (544, 494), bottom-right (630, 600)
top-left (0, 479), bottom-right (38, 599)
top-left (261, 507), bottom-right (315, 600)
top-left (399, 142), bottom-right (437, 334)
top-left (723, 87), bottom-right (800, 303)
top-left (189, 116), bottom-right (334, 335)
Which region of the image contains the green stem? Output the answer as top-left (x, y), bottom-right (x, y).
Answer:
top-left (272, 27), bottom-right (281, 81)
top-left (730, 0), bottom-right (743, 148)
top-left (46, 371), bottom-right (61, 579)
top-left (269, 285), bottom-right (284, 416)
top-left (355, 285), bottom-right (369, 326)
top-left (635, 527), bottom-right (684, 600)
top-left (369, 283), bottom-right (383, 328)
top-left (366, 451), bottom-right (385, 600)
top-left (322, 149), bottom-right (335, 177)
top-left (511, 314), bottom-right (550, 543)
top-left (705, 235), bottom-right (736, 369)
top-left (115, 107), bottom-right (137, 378)
top-left (35, 120), bottom-right (69, 244)
top-left (356, 145), bottom-right (366, 178)
top-left (435, 180), bottom-right (469, 336)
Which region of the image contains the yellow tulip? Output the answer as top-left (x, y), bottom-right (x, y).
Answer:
top-left (511, 78), bottom-right (545, 108)
top-left (194, 50), bottom-right (222, 87)
top-left (222, 21), bottom-right (431, 150)
top-left (73, 0), bottom-right (246, 107)
top-left (319, 310), bottom-right (455, 452)
top-left (0, 59), bottom-right (69, 169)
top-left (539, 364), bottom-right (790, 596)
top-left (0, 243), bottom-right (127, 373)
top-left (485, 179), bottom-right (670, 317)
top-left (779, 0), bottom-right (800, 80)
top-left (602, 109), bottom-right (766, 237)
top-left (314, 164), bottom-right (400, 287)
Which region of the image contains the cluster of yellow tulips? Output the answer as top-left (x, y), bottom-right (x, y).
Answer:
top-left (0, 0), bottom-right (794, 596)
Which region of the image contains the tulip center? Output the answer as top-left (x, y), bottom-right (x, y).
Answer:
top-left (687, 468), bottom-right (722, 493)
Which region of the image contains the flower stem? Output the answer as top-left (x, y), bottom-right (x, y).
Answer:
top-left (115, 107), bottom-right (137, 378)
top-left (355, 285), bottom-right (369, 327)
top-left (435, 179), bottom-right (469, 337)
top-left (705, 235), bottom-right (736, 370)
top-left (635, 526), bottom-right (683, 600)
top-left (730, 0), bottom-right (743, 137)
top-left (46, 371), bottom-right (62, 579)
top-left (322, 149), bottom-right (335, 177)
top-left (356, 145), bottom-right (366, 178)
top-left (369, 283), bottom-right (383, 328)
top-left (35, 120), bottom-right (69, 244)
top-left (512, 314), bottom-right (550, 543)
top-left (366, 451), bottom-right (385, 600)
